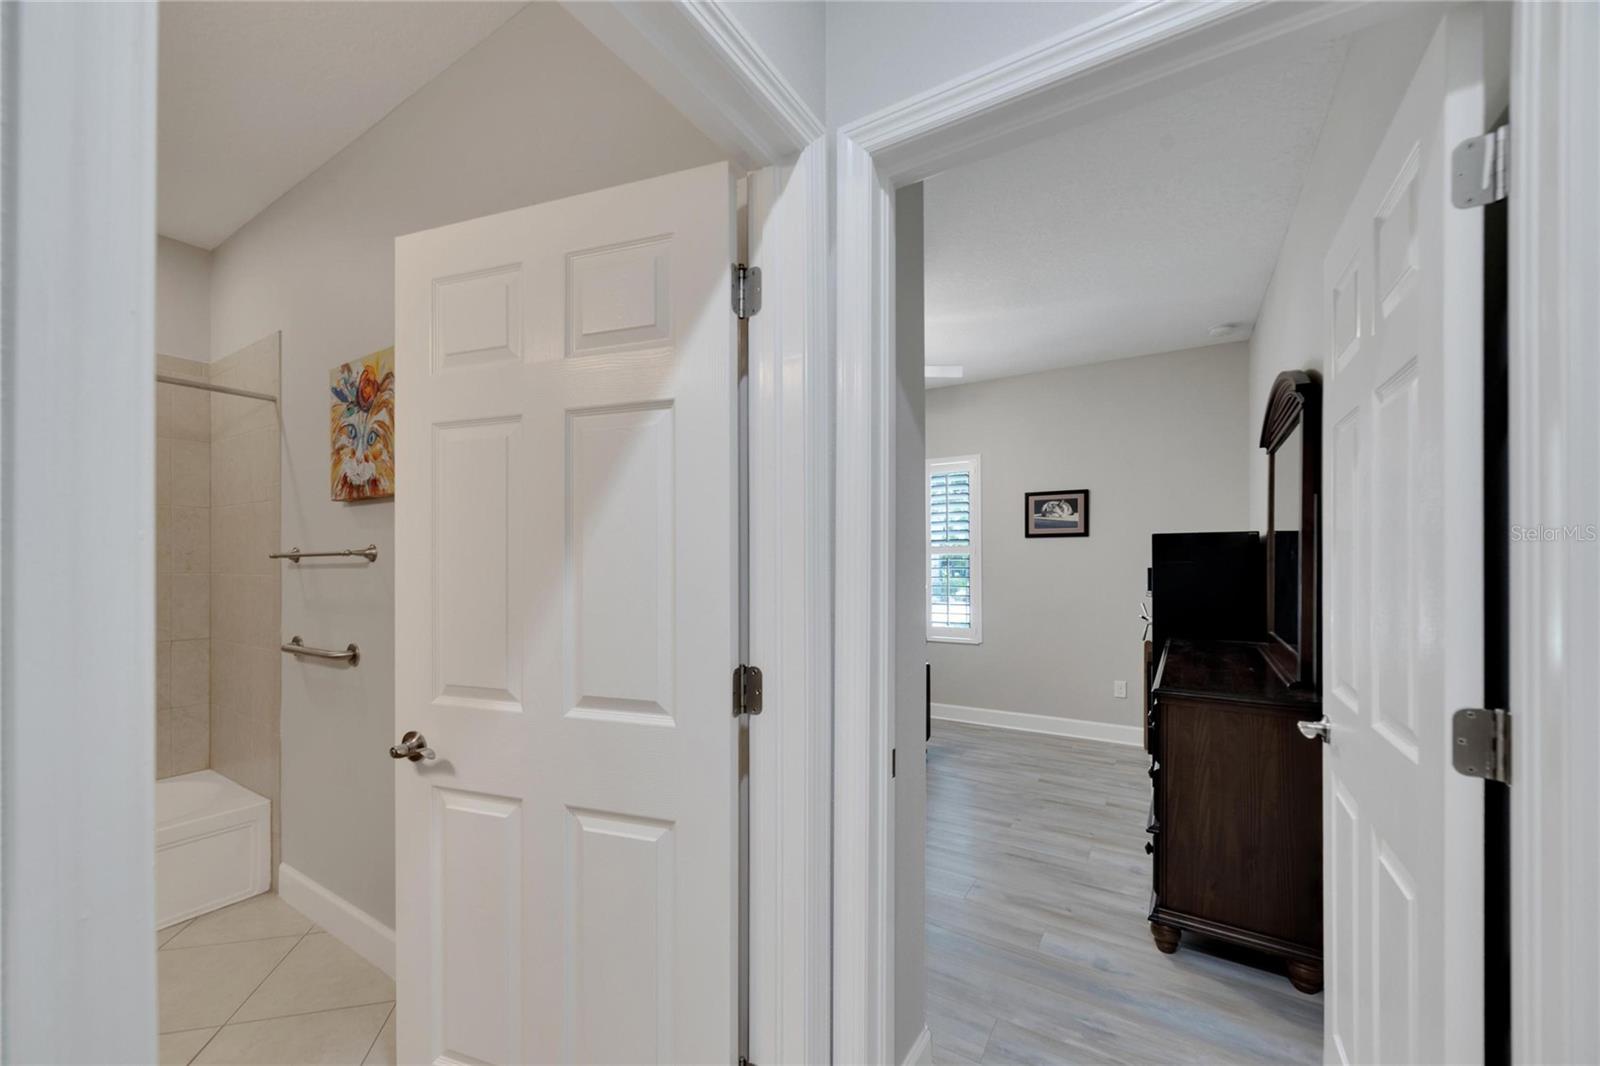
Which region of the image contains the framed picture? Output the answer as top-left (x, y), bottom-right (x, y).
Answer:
top-left (1025, 489), bottom-right (1090, 538)
top-left (330, 347), bottom-right (396, 502)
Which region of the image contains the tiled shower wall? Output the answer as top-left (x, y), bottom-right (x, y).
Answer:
top-left (156, 356), bottom-right (213, 778)
top-left (155, 335), bottom-right (283, 874)
top-left (209, 333), bottom-right (284, 873)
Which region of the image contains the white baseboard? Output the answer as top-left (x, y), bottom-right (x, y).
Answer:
top-left (901, 1026), bottom-right (933, 1066)
top-left (932, 702), bottom-right (1142, 746)
top-left (277, 863), bottom-right (396, 979)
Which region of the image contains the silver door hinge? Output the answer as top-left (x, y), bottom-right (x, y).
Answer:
top-left (1452, 707), bottom-right (1510, 784)
top-left (733, 264), bottom-right (762, 319)
top-left (733, 664), bottom-right (763, 716)
top-left (1452, 125), bottom-right (1509, 208)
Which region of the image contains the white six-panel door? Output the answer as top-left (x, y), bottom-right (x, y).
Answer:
top-left (1321, 11), bottom-right (1487, 1065)
top-left (394, 162), bottom-right (738, 1065)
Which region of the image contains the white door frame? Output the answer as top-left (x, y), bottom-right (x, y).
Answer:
top-left (566, 8), bottom-right (834, 1064)
top-left (830, 0), bottom-right (1593, 1060)
top-left (0, 1), bottom-right (161, 1060)
top-left (1508, 2), bottom-right (1600, 1062)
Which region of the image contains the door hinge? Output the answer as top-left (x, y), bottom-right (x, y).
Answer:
top-left (732, 263), bottom-right (762, 319)
top-left (1452, 707), bottom-right (1511, 784)
top-left (1452, 125), bottom-right (1509, 208)
top-left (733, 664), bottom-right (763, 716)
top-left (891, 747), bottom-right (897, 778)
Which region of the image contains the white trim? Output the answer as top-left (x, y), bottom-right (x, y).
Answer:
top-left (277, 864), bottom-right (397, 981)
top-left (841, 0), bottom-right (1399, 182)
top-left (830, 2), bottom-right (1399, 1058)
top-left (562, 0), bottom-right (821, 169)
top-left (1510, 2), bottom-right (1600, 1061)
top-left (832, 132), bottom-right (898, 1066)
top-left (746, 146), bottom-right (832, 1066)
top-left (900, 1026), bottom-right (933, 1066)
top-left (926, 455), bottom-right (982, 644)
top-left (0, 4), bottom-right (160, 1061)
top-left (932, 703), bottom-right (1143, 748)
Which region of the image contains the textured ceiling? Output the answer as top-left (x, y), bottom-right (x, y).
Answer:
top-left (922, 38), bottom-right (1349, 385)
top-left (158, 1), bottom-right (524, 249)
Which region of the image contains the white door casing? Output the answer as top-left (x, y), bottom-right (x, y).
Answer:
top-left (394, 161), bottom-right (738, 1065)
top-left (1321, 10), bottom-right (1487, 1065)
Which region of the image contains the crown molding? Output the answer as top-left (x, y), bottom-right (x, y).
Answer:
top-left (842, 0), bottom-right (1397, 184)
top-left (564, 0), bottom-right (823, 168)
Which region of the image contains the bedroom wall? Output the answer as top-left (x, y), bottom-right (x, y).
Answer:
top-left (206, 2), bottom-right (724, 928)
top-left (925, 343), bottom-right (1251, 733)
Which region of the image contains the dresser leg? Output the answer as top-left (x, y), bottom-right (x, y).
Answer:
top-left (1150, 922), bottom-right (1181, 954)
top-left (1286, 959), bottom-right (1323, 994)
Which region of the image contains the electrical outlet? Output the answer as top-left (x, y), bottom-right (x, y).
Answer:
top-left (1114, 680), bottom-right (1128, 699)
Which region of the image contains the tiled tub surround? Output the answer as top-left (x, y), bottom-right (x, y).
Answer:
top-left (155, 335), bottom-right (284, 881)
top-left (208, 334), bottom-right (283, 879)
top-left (157, 356), bottom-right (213, 778)
top-left (158, 892), bottom-right (395, 1065)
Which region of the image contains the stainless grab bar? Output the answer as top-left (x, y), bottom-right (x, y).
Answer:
top-left (281, 636), bottom-right (360, 666)
top-left (270, 544), bottom-right (378, 563)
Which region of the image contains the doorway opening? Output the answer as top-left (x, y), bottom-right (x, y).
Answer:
top-left (889, 6), bottom-right (1510, 1062)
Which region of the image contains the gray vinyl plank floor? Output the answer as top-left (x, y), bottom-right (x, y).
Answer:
top-left (925, 721), bottom-right (1322, 1065)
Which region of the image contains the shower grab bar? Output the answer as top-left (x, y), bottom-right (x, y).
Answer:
top-left (269, 544), bottom-right (379, 563)
top-left (281, 636), bottom-right (360, 666)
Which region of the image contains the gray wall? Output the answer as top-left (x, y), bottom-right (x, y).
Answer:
top-left (926, 343), bottom-right (1251, 729)
top-left (207, 3), bottom-right (724, 928)
top-left (894, 183), bottom-right (927, 1062)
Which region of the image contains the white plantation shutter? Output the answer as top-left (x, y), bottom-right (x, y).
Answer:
top-left (928, 456), bottom-right (981, 642)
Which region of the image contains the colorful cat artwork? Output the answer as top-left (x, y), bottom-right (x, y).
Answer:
top-left (330, 348), bottom-right (395, 501)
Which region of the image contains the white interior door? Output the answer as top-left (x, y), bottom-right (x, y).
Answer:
top-left (1321, 10), bottom-right (1488, 1065)
top-left (394, 161), bottom-right (738, 1065)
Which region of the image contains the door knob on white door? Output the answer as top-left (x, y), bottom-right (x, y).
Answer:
top-left (390, 731), bottom-right (436, 761)
top-left (1297, 718), bottom-right (1330, 743)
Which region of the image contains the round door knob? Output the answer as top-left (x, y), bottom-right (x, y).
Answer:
top-left (1297, 717), bottom-right (1331, 743)
top-left (390, 730), bottom-right (436, 761)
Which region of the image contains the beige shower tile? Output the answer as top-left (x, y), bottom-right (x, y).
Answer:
top-left (210, 575), bottom-right (278, 647)
top-left (210, 641), bottom-right (279, 801)
top-left (195, 1004), bottom-right (390, 1065)
top-left (169, 385), bottom-right (212, 443)
top-left (233, 933), bottom-right (393, 1022)
top-left (158, 354), bottom-right (209, 380)
top-left (171, 639), bottom-right (210, 706)
top-left (158, 936), bottom-right (299, 1032)
top-left (156, 436), bottom-right (173, 509)
top-left (157, 573), bottom-right (173, 643)
top-left (172, 574), bottom-right (211, 640)
top-left (168, 703), bottom-right (209, 776)
top-left (171, 507), bottom-right (210, 573)
top-left (212, 428), bottom-right (279, 508)
top-left (171, 439), bottom-right (210, 508)
top-left (157, 506), bottom-right (173, 573)
top-left (156, 641), bottom-right (172, 709)
top-left (211, 502), bottom-right (277, 577)
top-left (159, 1027), bottom-right (217, 1066)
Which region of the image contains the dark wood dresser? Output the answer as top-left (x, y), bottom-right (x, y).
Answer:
top-left (1144, 371), bottom-right (1325, 994)
top-left (1147, 639), bottom-right (1323, 992)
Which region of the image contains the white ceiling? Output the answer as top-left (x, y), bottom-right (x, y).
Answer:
top-left (158, 1), bottom-right (524, 250)
top-left (922, 38), bottom-right (1349, 386)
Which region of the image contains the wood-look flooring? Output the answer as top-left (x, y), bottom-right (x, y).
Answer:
top-left (925, 721), bottom-right (1322, 1065)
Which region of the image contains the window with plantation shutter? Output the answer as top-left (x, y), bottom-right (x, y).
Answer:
top-left (928, 455), bottom-right (981, 643)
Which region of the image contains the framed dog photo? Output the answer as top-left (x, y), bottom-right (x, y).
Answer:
top-left (1024, 489), bottom-right (1090, 538)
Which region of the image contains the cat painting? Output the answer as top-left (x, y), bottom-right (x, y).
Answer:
top-left (330, 348), bottom-right (395, 501)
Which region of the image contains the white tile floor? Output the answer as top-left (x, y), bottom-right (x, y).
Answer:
top-left (158, 893), bottom-right (395, 1066)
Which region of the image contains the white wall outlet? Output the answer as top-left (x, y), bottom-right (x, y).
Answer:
top-left (1114, 680), bottom-right (1128, 699)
